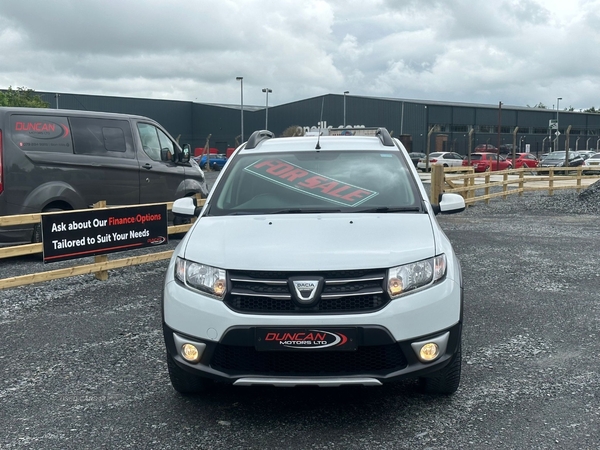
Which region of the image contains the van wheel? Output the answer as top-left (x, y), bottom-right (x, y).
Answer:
top-left (419, 341), bottom-right (462, 395)
top-left (32, 207), bottom-right (64, 243)
top-left (166, 351), bottom-right (212, 395)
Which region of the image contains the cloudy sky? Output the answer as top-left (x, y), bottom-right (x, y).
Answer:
top-left (1, 0), bottom-right (599, 110)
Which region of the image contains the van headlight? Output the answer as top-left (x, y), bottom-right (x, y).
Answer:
top-left (175, 257), bottom-right (227, 298)
top-left (387, 255), bottom-right (446, 298)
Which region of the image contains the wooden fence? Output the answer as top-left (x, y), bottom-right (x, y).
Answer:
top-left (0, 198), bottom-right (204, 290)
top-left (430, 165), bottom-right (600, 206)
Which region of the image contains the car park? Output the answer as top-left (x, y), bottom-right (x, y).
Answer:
top-left (417, 151), bottom-right (465, 171)
top-left (505, 152), bottom-right (539, 169)
top-left (164, 127), bottom-right (466, 396)
top-left (0, 107), bottom-right (209, 244)
top-left (408, 152), bottom-right (426, 168)
top-left (462, 152), bottom-right (512, 172)
top-left (194, 153), bottom-right (228, 170)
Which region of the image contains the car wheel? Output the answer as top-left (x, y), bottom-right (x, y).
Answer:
top-left (166, 351), bottom-right (212, 395)
top-left (419, 341), bottom-right (462, 395)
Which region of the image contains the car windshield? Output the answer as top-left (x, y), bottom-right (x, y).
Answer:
top-left (206, 150), bottom-right (422, 215)
top-left (545, 152), bottom-right (566, 160)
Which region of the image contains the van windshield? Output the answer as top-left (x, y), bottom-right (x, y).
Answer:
top-left (206, 150), bottom-right (422, 215)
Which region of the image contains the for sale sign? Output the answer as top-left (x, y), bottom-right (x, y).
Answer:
top-left (41, 204), bottom-right (168, 263)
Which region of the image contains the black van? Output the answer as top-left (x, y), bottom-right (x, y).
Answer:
top-left (0, 107), bottom-right (209, 243)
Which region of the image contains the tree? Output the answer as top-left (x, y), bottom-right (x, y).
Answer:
top-left (527, 102), bottom-right (547, 109)
top-left (0, 86), bottom-right (49, 108)
top-left (281, 125), bottom-right (304, 137)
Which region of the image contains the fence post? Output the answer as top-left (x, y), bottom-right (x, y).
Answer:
top-left (549, 169), bottom-right (554, 196)
top-left (485, 172), bottom-right (491, 204)
top-left (93, 200), bottom-right (109, 281)
top-left (430, 164), bottom-right (444, 205)
top-left (519, 169), bottom-right (524, 196)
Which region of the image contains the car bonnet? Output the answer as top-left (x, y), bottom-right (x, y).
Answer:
top-left (181, 213), bottom-right (436, 272)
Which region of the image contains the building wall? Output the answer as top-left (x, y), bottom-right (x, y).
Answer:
top-left (34, 91), bottom-right (600, 156)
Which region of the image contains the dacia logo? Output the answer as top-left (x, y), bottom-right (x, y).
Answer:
top-left (289, 277), bottom-right (324, 306)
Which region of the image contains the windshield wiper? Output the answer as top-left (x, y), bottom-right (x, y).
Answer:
top-left (270, 208), bottom-right (342, 214)
top-left (353, 206), bottom-right (421, 213)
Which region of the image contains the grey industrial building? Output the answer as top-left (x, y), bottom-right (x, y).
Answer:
top-left (36, 91), bottom-right (600, 157)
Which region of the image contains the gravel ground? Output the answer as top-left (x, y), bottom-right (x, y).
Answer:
top-left (1, 177), bottom-right (599, 449)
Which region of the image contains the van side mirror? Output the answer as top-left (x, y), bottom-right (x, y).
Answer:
top-left (180, 144), bottom-right (191, 163)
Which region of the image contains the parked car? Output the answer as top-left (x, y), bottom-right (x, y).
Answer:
top-left (417, 152), bottom-right (465, 171)
top-left (578, 150), bottom-right (595, 160)
top-left (462, 152), bottom-right (512, 172)
top-left (538, 151), bottom-right (585, 171)
top-left (194, 153), bottom-right (228, 170)
top-left (505, 152), bottom-right (539, 169)
top-left (583, 152), bottom-right (600, 173)
top-left (474, 144), bottom-right (498, 153)
top-left (166, 127), bottom-right (466, 396)
top-left (408, 152), bottom-right (426, 168)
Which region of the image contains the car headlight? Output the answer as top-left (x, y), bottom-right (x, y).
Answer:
top-left (175, 257), bottom-right (227, 298)
top-left (387, 255), bottom-right (446, 298)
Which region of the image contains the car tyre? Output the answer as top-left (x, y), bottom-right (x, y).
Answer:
top-left (166, 351), bottom-right (212, 395)
top-left (419, 341), bottom-right (462, 395)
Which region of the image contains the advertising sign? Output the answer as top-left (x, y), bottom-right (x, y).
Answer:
top-left (41, 204), bottom-right (168, 263)
top-left (244, 158), bottom-right (378, 207)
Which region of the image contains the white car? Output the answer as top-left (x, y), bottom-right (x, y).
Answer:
top-left (417, 151), bottom-right (465, 171)
top-left (584, 152), bottom-right (600, 173)
top-left (164, 128), bottom-right (465, 396)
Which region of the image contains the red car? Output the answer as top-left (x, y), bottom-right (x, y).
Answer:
top-left (505, 152), bottom-right (539, 169)
top-left (474, 144), bottom-right (498, 153)
top-left (462, 152), bottom-right (512, 172)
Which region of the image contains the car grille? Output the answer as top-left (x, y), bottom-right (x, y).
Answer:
top-left (210, 343), bottom-right (407, 375)
top-left (225, 269), bottom-right (389, 314)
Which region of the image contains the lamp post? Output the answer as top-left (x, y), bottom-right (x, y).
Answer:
top-left (555, 97), bottom-right (562, 151)
top-left (343, 91), bottom-right (349, 127)
top-left (262, 88), bottom-right (272, 129)
top-left (236, 77), bottom-right (244, 142)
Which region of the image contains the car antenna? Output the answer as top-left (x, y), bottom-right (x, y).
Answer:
top-left (315, 97), bottom-right (324, 150)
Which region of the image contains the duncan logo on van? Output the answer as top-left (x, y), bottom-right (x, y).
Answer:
top-left (14, 121), bottom-right (69, 139)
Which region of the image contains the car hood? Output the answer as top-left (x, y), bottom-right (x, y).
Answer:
top-left (181, 213), bottom-right (436, 271)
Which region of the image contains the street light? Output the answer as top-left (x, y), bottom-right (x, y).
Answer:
top-left (343, 91), bottom-right (349, 127)
top-left (262, 88), bottom-right (272, 129)
top-left (555, 97), bottom-right (562, 151)
top-left (236, 77), bottom-right (244, 142)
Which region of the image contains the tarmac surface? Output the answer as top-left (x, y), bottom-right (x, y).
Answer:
top-left (1, 170), bottom-right (599, 449)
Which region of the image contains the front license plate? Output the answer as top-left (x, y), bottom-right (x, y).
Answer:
top-left (255, 328), bottom-right (358, 351)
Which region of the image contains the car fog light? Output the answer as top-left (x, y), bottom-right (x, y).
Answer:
top-left (388, 277), bottom-right (403, 296)
top-left (419, 343), bottom-right (440, 361)
top-left (181, 343), bottom-right (201, 363)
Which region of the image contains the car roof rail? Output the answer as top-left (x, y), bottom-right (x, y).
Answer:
top-left (376, 128), bottom-right (394, 146)
top-left (245, 130), bottom-right (275, 149)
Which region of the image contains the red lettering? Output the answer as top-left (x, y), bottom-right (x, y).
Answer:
top-left (253, 160), bottom-right (280, 169)
top-left (314, 181), bottom-right (339, 194)
top-left (328, 185), bottom-right (352, 197)
top-left (279, 168), bottom-right (308, 182)
top-left (341, 189), bottom-right (372, 201)
top-left (14, 121), bottom-right (56, 132)
top-left (298, 176), bottom-right (327, 188)
top-left (266, 162), bottom-right (294, 176)
top-left (265, 333), bottom-right (278, 341)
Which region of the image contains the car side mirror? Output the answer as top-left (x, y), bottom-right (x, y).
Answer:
top-left (432, 193), bottom-right (466, 215)
top-left (180, 144), bottom-right (191, 163)
top-left (172, 197), bottom-right (201, 218)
